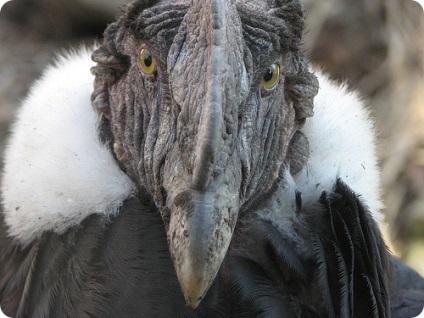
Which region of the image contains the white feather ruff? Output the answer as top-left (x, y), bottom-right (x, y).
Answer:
top-left (1, 48), bottom-right (135, 244)
top-left (1, 49), bottom-right (382, 244)
top-left (288, 71), bottom-right (383, 219)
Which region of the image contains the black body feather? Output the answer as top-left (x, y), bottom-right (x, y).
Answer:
top-left (196, 180), bottom-right (424, 318)
top-left (0, 193), bottom-right (192, 317)
top-left (1, 180), bottom-right (424, 317)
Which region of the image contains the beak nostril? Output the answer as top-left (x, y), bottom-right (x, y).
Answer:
top-left (173, 190), bottom-right (193, 208)
top-left (191, 163), bottom-right (213, 191)
top-left (191, 138), bottom-right (217, 191)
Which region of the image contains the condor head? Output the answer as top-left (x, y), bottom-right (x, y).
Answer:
top-left (91, 0), bottom-right (318, 308)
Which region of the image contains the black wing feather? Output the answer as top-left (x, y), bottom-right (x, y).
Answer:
top-left (204, 179), bottom-right (393, 318)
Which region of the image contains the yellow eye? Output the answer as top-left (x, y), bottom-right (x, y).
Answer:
top-left (139, 49), bottom-right (156, 75)
top-left (261, 63), bottom-right (280, 90)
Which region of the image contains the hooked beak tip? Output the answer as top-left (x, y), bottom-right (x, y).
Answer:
top-left (180, 272), bottom-right (208, 309)
top-left (169, 201), bottom-right (236, 309)
top-left (173, 240), bottom-right (220, 309)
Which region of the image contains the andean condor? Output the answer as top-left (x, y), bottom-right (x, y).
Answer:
top-left (0, 0), bottom-right (423, 317)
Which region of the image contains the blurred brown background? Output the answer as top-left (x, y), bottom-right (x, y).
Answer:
top-left (0, 0), bottom-right (423, 274)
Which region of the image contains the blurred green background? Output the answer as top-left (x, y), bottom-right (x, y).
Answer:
top-left (0, 0), bottom-right (423, 274)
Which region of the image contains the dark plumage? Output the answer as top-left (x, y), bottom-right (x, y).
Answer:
top-left (0, 193), bottom-right (190, 317)
top-left (1, 0), bottom-right (423, 317)
top-left (2, 180), bottom-right (422, 317)
top-left (197, 181), bottom-right (424, 318)
top-left (211, 180), bottom-right (392, 318)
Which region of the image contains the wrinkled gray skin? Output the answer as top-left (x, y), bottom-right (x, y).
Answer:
top-left (91, 0), bottom-right (318, 308)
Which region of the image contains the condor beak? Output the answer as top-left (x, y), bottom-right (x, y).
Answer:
top-left (163, 0), bottom-right (247, 308)
top-left (167, 185), bottom-right (239, 308)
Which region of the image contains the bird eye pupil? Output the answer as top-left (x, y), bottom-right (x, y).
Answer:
top-left (263, 67), bottom-right (273, 82)
top-left (144, 53), bottom-right (152, 67)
